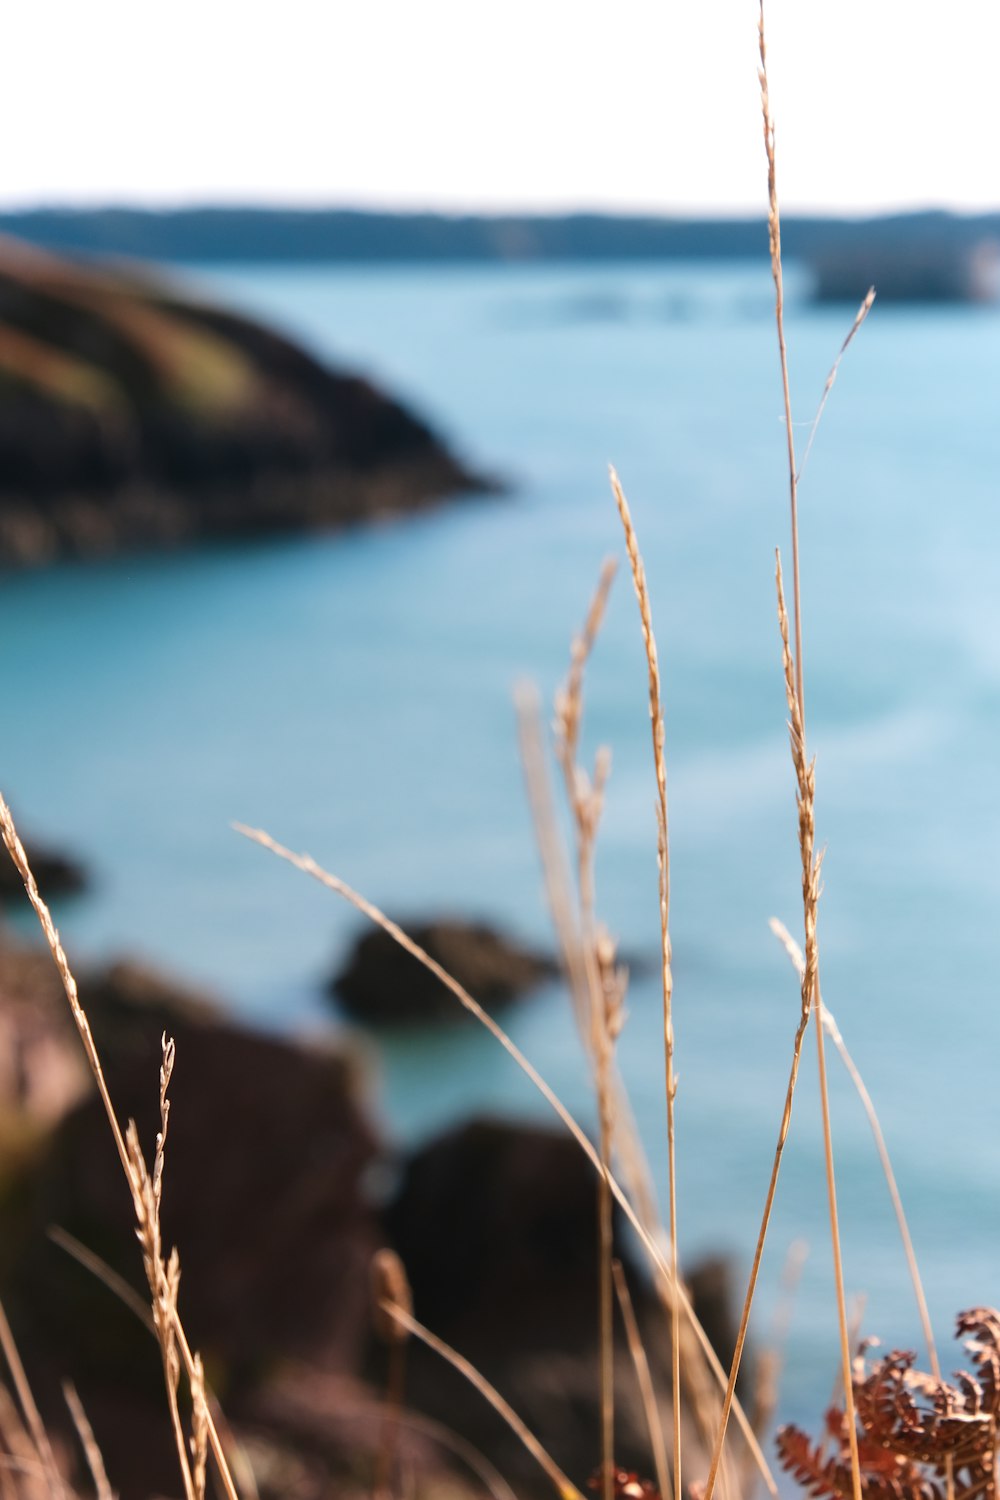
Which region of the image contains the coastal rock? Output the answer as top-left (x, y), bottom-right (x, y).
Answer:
top-left (0, 932), bottom-right (740, 1500)
top-left (0, 830), bottom-right (87, 903)
top-left (377, 1116), bottom-right (711, 1495)
top-left (0, 238), bottom-right (495, 566)
top-left (331, 918), bottom-right (558, 1025)
top-left (0, 938), bottom-right (89, 1132)
top-left (8, 1006), bottom-right (381, 1389)
top-left (0, 939), bottom-right (493, 1500)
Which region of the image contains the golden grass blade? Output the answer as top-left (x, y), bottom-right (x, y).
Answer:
top-left (389, 1408), bottom-right (518, 1500)
top-left (63, 1383), bottom-right (116, 1500)
top-left (554, 559), bottom-right (620, 1500)
top-left (816, 1294), bottom-right (867, 1463)
top-left (0, 793), bottom-right (130, 1181)
top-left (53, 1216), bottom-right (249, 1500)
top-left (0, 793), bottom-right (241, 1500)
top-left (768, 917), bottom-right (941, 1380)
top-left (742, 1239), bottom-right (808, 1498)
top-left (820, 1006), bottom-right (948, 1494)
top-left (758, 2), bottom-right (803, 718)
top-left (757, 6), bottom-right (863, 1492)
top-left (233, 821), bottom-right (779, 1498)
top-left (609, 466), bottom-right (681, 1500)
top-left (0, 1385), bottom-right (25, 1500)
top-left (371, 1250), bottom-right (411, 1500)
top-left (0, 1298), bottom-right (64, 1498)
top-left (555, 555), bottom-right (617, 798)
top-left (47, 1227), bottom-right (155, 1334)
top-left (700, 555), bottom-right (824, 1500)
top-left (522, 687), bottom-right (738, 1500)
top-left (378, 1299), bottom-right (583, 1500)
top-left (699, 974), bottom-right (811, 1500)
top-left (612, 1262), bottom-right (671, 1500)
top-left (796, 288), bottom-right (876, 486)
top-left (189, 1357), bottom-right (209, 1500)
top-left (521, 687), bottom-right (732, 1496)
top-left (172, 1320), bottom-right (241, 1500)
top-left (126, 1090), bottom-right (196, 1500)
top-left (516, 680), bottom-right (594, 1037)
top-left (0, 1384), bottom-right (49, 1500)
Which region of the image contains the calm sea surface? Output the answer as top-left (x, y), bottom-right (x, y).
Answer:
top-left (3, 261), bottom-right (998, 1431)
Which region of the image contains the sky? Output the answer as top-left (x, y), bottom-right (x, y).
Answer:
top-left (6, 0), bottom-right (999, 216)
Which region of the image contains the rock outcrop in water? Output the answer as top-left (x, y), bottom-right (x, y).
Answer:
top-left (0, 818), bottom-right (87, 904)
top-left (0, 237), bottom-right (492, 566)
top-left (331, 917), bottom-right (558, 1025)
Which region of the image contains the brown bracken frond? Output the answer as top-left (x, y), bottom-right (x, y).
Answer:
top-left (587, 1468), bottom-right (662, 1500)
top-left (778, 1311), bottom-right (1000, 1500)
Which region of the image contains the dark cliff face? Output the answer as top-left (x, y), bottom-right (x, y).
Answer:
top-left (0, 240), bottom-right (493, 565)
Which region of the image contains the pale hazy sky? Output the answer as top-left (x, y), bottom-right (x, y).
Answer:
top-left (6, 1), bottom-right (998, 215)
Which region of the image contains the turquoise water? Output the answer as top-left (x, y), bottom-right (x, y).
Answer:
top-left (2, 260), bottom-right (999, 1431)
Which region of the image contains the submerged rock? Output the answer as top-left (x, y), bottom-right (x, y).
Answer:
top-left (331, 917), bottom-right (558, 1025)
top-left (0, 237), bottom-right (495, 566)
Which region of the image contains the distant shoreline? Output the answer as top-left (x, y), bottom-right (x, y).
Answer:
top-left (1, 206), bottom-right (998, 266)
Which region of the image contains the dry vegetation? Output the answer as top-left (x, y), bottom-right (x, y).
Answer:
top-left (0, 4), bottom-right (994, 1500)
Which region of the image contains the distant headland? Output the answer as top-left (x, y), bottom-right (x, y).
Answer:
top-left (0, 205), bottom-right (992, 263)
top-left (3, 207), bottom-right (997, 304)
top-left (0, 237), bottom-right (492, 566)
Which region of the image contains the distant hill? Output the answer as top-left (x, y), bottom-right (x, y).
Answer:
top-left (1, 206), bottom-right (999, 267)
top-left (0, 238), bottom-right (490, 566)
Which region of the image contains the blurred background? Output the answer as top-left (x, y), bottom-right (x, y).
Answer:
top-left (0, 2), bottom-right (998, 1495)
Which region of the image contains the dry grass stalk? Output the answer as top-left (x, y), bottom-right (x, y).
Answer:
top-left (699, 555), bottom-right (822, 1500)
top-left (778, 562), bottom-right (863, 1500)
top-left (0, 792), bottom-right (240, 1500)
top-left (758, 1), bottom-right (803, 716)
top-left (0, 795), bottom-right (130, 1180)
top-left (612, 1262), bottom-right (671, 1500)
top-left (234, 821), bottom-right (779, 1498)
top-left (47, 1228), bottom-right (155, 1334)
top-left (796, 288), bottom-right (876, 486)
top-left (50, 1230), bottom-right (260, 1500)
top-left (825, 1015), bottom-right (941, 1388)
top-left (371, 1250), bottom-right (412, 1500)
top-left (125, 1113), bottom-right (194, 1500)
top-left (0, 1298), bottom-right (63, 1498)
top-left (0, 1383), bottom-right (50, 1500)
top-left (609, 466), bottom-right (681, 1500)
top-left (554, 558), bottom-right (622, 1500)
top-left (520, 688), bottom-right (736, 1499)
top-left (758, 6), bottom-right (863, 1496)
top-left (397, 1413), bottom-right (517, 1500)
top-left (768, 919), bottom-right (941, 1381)
top-left (742, 1240), bottom-right (808, 1498)
top-left (376, 1297), bottom-right (584, 1500)
top-left (189, 1356), bottom-right (209, 1500)
top-left (516, 680), bottom-right (595, 1041)
top-left (62, 1383), bottom-right (115, 1500)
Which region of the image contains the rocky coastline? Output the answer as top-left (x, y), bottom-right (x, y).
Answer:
top-left (0, 238), bottom-right (495, 567)
top-left (0, 841), bottom-right (742, 1500)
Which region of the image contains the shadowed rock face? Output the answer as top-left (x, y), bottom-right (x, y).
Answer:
top-left (0, 937), bottom-right (743, 1500)
top-left (377, 1117), bottom-right (742, 1497)
top-left (331, 918), bottom-right (558, 1025)
top-left (0, 239), bottom-right (495, 565)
